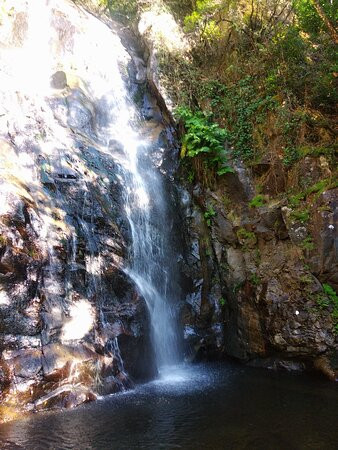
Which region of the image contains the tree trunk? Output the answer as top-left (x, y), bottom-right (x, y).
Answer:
top-left (311, 0), bottom-right (338, 44)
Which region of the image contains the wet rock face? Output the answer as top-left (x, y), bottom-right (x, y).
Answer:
top-left (0, 0), bottom-right (176, 422)
top-left (131, 1), bottom-right (337, 379)
top-left (179, 162), bottom-right (337, 379)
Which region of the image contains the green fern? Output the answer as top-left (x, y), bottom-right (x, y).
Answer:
top-left (175, 106), bottom-right (233, 176)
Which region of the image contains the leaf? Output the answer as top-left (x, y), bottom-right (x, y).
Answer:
top-left (180, 142), bottom-right (187, 159)
top-left (217, 166), bottom-right (235, 176)
top-left (175, 106), bottom-right (231, 177)
top-left (198, 146), bottom-right (212, 153)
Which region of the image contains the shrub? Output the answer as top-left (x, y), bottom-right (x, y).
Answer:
top-left (301, 236), bottom-right (314, 251)
top-left (236, 227), bottom-right (257, 249)
top-left (321, 284), bottom-right (338, 334)
top-left (249, 195), bottom-right (266, 208)
top-left (290, 208), bottom-right (310, 224)
top-left (219, 297), bottom-right (226, 307)
top-left (175, 106), bottom-right (233, 176)
top-left (204, 204), bottom-right (216, 226)
top-left (98, 0), bottom-right (137, 18)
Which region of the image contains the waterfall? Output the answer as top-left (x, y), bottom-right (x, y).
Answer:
top-left (1, 0), bottom-right (181, 381)
top-left (95, 47), bottom-right (181, 371)
top-left (122, 139), bottom-right (181, 369)
top-left (50, 0), bottom-right (182, 369)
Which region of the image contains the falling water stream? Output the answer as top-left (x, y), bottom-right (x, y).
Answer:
top-left (87, 28), bottom-right (181, 371)
top-left (122, 139), bottom-right (181, 370)
top-left (13, 0), bottom-right (180, 371)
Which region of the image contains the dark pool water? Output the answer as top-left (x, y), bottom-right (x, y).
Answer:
top-left (0, 362), bottom-right (337, 449)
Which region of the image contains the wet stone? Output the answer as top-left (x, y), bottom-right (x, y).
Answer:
top-left (50, 71), bottom-right (67, 89)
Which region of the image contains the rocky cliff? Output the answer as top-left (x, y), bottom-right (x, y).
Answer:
top-left (0, 0), bottom-right (183, 422)
top-left (133, 0), bottom-right (337, 380)
top-left (178, 162), bottom-right (337, 379)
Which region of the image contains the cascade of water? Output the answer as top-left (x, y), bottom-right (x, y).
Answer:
top-left (20, 0), bottom-right (52, 95)
top-left (78, 215), bottom-right (103, 301)
top-left (116, 120), bottom-right (181, 370)
top-left (92, 61), bottom-right (181, 371)
top-left (6, 0), bottom-right (181, 372)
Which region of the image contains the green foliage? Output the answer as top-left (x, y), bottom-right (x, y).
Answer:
top-left (323, 283), bottom-right (338, 302)
top-left (187, 169), bottom-right (195, 183)
top-left (300, 236), bottom-right (315, 251)
top-left (280, 110), bottom-right (308, 167)
top-left (289, 177), bottom-right (337, 210)
top-left (294, 0), bottom-right (338, 36)
top-left (232, 281), bottom-right (243, 294)
top-left (298, 145), bottom-right (336, 159)
top-left (283, 147), bottom-right (301, 167)
top-left (156, 0), bottom-right (336, 196)
top-left (289, 192), bottom-right (306, 208)
top-left (306, 177), bottom-right (338, 198)
top-left (237, 228), bottom-right (256, 240)
top-left (294, 0), bottom-right (322, 34)
top-left (316, 294), bottom-right (330, 309)
top-left (319, 284), bottom-right (338, 334)
top-left (290, 208), bottom-right (310, 224)
top-left (175, 106), bottom-right (233, 175)
top-left (99, 0), bottom-right (137, 18)
top-left (219, 297), bottom-right (227, 307)
top-left (217, 166), bottom-right (235, 176)
top-left (159, 0), bottom-right (336, 178)
top-left (184, 0), bottom-right (295, 48)
top-left (250, 273), bottom-right (261, 286)
top-left (221, 193), bottom-right (231, 209)
top-left (254, 248), bottom-right (261, 265)
top-left (200, 77), bottom-right (279, 161)
top-left (204, 204), bottom-right (216, 226)
top-left (183, 0), bottom-right (226, 38)
top-left (236, 227), bottom-right (257, 249)
top-left (300, 274), bottom-right (313, 284)
top-left (249, 195), bottom-right (266, 208)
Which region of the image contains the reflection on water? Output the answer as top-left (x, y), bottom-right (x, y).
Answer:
top-left (0, 362), bottom-right (337, 450)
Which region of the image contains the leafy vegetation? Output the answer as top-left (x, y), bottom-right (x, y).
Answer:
top-left (250, 273), bottom-right (261, 286)
top-left (176, 107), bottom-right (228, 160)
top-left (175, 106), bottom-right (233, 183)
top-left (204, 204), bottom-right (216, 226)
top-left (236, 228), bottom-right (257, 249)
top-left (107, 0), bottom-right (338, 336)
top-left (300, 235), bottom-right (315, 251)
top-left (290, 208), bottom-right (310, 224)
top-left (249, 195), bottom-right (266, 208)
top-left (288, 176), bottom-right (338, 208)
top-left (155, 0), bottom-right (337, 188)
top-left (96, 0), bottom-right (137, 18)
top-left (219, 297), bottom-right (227, 307)
top-left (317, 284), bottom-right (338, 334)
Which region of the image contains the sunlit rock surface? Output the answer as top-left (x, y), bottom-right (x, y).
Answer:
top-left (0, 0), bottom-right (176, 422)
top-left (136, 0), bottom-right (190, 119)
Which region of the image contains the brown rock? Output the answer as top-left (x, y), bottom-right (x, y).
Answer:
top-left (314, 356), bottom-right (337, 381)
